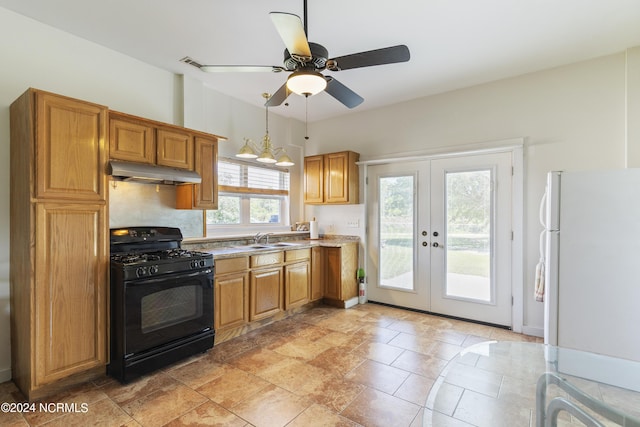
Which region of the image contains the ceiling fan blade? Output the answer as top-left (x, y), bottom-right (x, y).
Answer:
top-left (180, 57), bottom-right (284, 73)
top-left (265, 83), bottom-right (291, 107)
top-left (324, 77), bottom-right (364, 109)
top-left (327, 45), bottom-right (410, 71)
top-left (270, 12), bottom-right (312, 61)
top-left (199, 65), bottom-right (285, 73)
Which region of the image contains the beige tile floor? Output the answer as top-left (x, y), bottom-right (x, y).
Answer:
top-left (0, 303), bottom-right (541, 427)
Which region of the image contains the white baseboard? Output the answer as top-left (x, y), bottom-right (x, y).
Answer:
top-left (522, 325), bottom-right (544, 338)
top-left (0, 367), bottom-right (12, 384)
top-left (344, 297), bottom-right (359, 309)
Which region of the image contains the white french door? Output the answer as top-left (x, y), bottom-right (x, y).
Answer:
top-left (366, 151), bottom-right (513, 326)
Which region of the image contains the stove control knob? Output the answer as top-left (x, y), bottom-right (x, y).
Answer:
top-left (190, 260), bottom-right (199, 269)
top-left (149, 265), bottom-right (159, 275)
top-left (199, 259), bottom-right (206, 267)
top-left (136, 266), bottom-right (147, 277)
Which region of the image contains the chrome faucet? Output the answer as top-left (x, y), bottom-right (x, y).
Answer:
top-left (253, 232), bottom-right (273, 244)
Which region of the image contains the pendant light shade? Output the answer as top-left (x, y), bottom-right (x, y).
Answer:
top-left (236, 139), bottom-right (258, 158)
top-left (286, 70), bottom-right (327, 96)
top-left (275, 151), bottom-right (294, 167)
top-left (236, 93), bottom-right (295, 167)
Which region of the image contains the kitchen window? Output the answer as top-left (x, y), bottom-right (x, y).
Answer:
top-left (205, 159), bottom-right (290, 235)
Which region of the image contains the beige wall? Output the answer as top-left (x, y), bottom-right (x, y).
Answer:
top-left (306, 51), bottom-right (638, 336)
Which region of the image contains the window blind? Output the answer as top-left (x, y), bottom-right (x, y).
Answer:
top-left (218, 158), bottom-right (289, 195)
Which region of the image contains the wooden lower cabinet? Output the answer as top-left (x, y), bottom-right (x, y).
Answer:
top-left (213, 243), bottom-right (357, 339)
top-left (310, 247), bottom-right (325, 301)
top-left (322, 243), bottom-right (358, 306)
top-left (214, 257), bottom-right (249, 331)
top-left (284, 261), bottom-right (310, 309)
top-left (33, 203), bottom-right (108, 387)
top-left (250, 267), bottom-right (283, 321)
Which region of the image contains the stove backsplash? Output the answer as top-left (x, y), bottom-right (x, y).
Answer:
top-left (109, 181), bottom-right (202, 238)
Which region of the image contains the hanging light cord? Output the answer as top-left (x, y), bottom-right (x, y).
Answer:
top-left (265, 95), bottom-right (270, 137)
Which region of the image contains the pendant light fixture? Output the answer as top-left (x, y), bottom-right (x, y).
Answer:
top-left (235, 93), bottom-right (294, 167)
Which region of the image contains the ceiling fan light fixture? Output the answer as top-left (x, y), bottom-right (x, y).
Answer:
top-left (286, 70), bottom-right (327, 96)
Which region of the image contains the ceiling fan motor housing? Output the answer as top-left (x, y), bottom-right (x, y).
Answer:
top-left (283, 42), bottom-right (328, 70)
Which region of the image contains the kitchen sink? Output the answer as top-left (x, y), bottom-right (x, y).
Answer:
top-left (234, 242), bottom-right (300, 251)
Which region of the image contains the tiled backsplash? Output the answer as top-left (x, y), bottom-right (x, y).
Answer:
top-left (109, 181), bottom-right (203, 238)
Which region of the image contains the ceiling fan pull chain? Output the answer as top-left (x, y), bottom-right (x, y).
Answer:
top-left (305, 94), bottom-right (310, 140)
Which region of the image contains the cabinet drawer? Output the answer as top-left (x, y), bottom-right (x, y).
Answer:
top-left (285, 248), bottom-right (310, 262)
top-left (215, 257), bottom-right (248, 275)
top-left (251, 252), bottom-right (284, 268)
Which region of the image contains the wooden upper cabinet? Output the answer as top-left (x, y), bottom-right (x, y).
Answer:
top-left (35, 91), bottom-right (108, 201)
top-left (325, 151), bottom-right (359, 204)
top-left (304, 155), bottom-right (324, 204)
top-left (157, 127), bottom-right (194, 171)
top-left (109, 114), bottom-right (155, 164)
top-left (176, 136), bottom-right (218, 210)
top-left (304, 151), bottom-right (359, 204)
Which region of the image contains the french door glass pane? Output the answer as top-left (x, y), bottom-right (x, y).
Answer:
top-left (445, 170), bottom-right (492, 302)
top-left (379, 175), bottom-right (414, 290)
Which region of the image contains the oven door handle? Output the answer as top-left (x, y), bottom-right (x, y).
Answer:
top-left (126, 269), bottom-right (213, 287)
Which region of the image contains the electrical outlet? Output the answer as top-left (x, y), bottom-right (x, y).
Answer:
top-left (347, 218), bottom-right (359, 228)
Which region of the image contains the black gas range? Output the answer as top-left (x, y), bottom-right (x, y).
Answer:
top-left (108, 226), bottom-right (215, 383)
top-left (111, 247), bottom-right (214, 280)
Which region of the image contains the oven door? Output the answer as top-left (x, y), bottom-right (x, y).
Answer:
top-left (124, 268), bottom-right (213, 355)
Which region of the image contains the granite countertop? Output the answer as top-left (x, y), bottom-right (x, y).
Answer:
top-left (182, 235), bottom-right (359, 260)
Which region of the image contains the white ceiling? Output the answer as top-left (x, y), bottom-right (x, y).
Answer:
top-left (2, 0), bottom-right (640, 122)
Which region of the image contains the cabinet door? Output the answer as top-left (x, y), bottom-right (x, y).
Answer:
top-left (215, 271), bottom-right (249, 330)
top-left (250, 267), bottom-right (283, 321)
top-left (157, 128), bottom-right (194, 170)
top-left (285, 261), bottom-right (310, 309)
top-left (35, 91), bottom-right (107, 201)
top-left (34, 203), bottom-right (107, 386)
top-left (324, 152), bottom-right (351, 204)
top-left (109, 116), bottom-right (155, 164)
top-left (324, 247), bottom-right (342, 300)
top-left (176, 136), bottom-right (218, 209)
top-left (304, 155), bottom-right (324, 204)
top-left (310, 247), bottom-right (325, 301)
top-left (340, 243), bottom-right (359, 300)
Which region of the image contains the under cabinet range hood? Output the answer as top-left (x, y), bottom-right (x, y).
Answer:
top-left (108, 160), bottom-right (201, 184)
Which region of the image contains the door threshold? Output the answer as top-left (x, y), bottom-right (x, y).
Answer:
top-left (367, 300), bottom-right (512, 330)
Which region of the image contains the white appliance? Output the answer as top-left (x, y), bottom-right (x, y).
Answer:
top-left (543, 169), bottom-right (640, 362)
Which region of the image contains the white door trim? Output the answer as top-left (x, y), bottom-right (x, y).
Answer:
top-left (361, 138), bottom-right (524, 333)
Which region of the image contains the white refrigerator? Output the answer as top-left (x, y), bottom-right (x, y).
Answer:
top-left (543, 169), bottom-right (640, 363)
